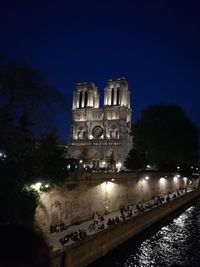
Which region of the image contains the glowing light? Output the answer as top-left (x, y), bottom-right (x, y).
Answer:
top-left (31, 182), bottom-right (42, 191)
top-left (173, 176), bottom-right (178, 182)
top-left (79, 160), bottom-right (83, 163)
top-left (160, 177), bottom-right (166, 184)
top-left (102, 181), bottom-right (115, 192)
top-left (146, 165), bottom-right (151, 169)
top-left (67, 164), bottom-right (70, 170)
top-left (111, 178), bottom-right (115, 182)
top-left (45, 184), bottom-right (50, 188)
top-left (116, 162), bottom-right (122, 170)
top-left (183, 177), bottom-right (187, 185)
top-left (177, 166), bottom-right (180, 169)
top-left (145, 176), bottom-right (149, 180)
top-left (89, 135), bottom-right (93, 139)
top-left (0, 151), bottom-right (7, 159)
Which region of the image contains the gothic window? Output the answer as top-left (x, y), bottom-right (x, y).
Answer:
top-left (82, 131), bottom-right (87, 139)
top-left (110, 131), bottom-right (114, 138)
top-left (111, 88), bottom-right (114, 106)
top-left (84, 91), bottom-right (88, 108)
top-left (117, 87), bottom-right (120, 105)
top-left (116, 130), bottom-right (119, 139)
top-left (79, 91), bottom-right (83, 108)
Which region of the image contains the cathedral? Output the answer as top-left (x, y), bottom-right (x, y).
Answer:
top-left (67, 77), bottom-right (132, 171)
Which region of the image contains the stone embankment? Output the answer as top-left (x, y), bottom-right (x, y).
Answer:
top-left (36, 172), bottom-right (193, 233)
top-left (50, 187), bottom-right (200, 267)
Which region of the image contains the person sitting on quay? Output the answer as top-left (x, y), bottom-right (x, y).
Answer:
top-left (98, 221), bottom-right (105, 230)
top-left (135, 204), bottom-right (141, 214)
top-left (126, 206), bottom-right (133, 217)
top-left (107, 218), bottom-right (112, 227)
top-left (107, 216), bottom-right (121, 227)
top-left (50, 222), bottom-right (66, 233)
top-left (115, 216), bottom-right (120, 224)
top-left (60, 228), bottom-right (87, 245)
top-left (100, 215), bottom-right (105, 221)
top-left (172, 193), bottom-right (177, 199)
top-left (145, 202), bottom-right (152, 210)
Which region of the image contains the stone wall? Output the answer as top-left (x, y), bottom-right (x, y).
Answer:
top-left (35, 172), bottom-right (192, 233)
top-left (50, 188), bottom-right (200, 267)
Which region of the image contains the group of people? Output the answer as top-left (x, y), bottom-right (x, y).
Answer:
top-left (57, 186), bottom-right (190, 247)
top-left (88, 213), bottom-right (106, 231)
top-left (135, 188), bottom-right (189, 214)
top-left (50, 222), bottom-right (66, 233)
top-left (60, 228), bottom-right (87, 245)
top-left (135, 196), bottom-right (165, 213)
top-left (107, 216), bottom-right (121, 226)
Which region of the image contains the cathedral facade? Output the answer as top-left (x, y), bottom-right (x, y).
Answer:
top-left (67, 77), bottom-right (132, 171)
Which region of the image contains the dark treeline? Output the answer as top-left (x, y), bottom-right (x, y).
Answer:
top-left (125, 105), bottom-right (199, 174)
top-left (0, 57), bottom-right (68, 226)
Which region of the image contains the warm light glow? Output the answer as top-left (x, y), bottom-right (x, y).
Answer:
top-left (116, 162), bottom-right (122, 170)
top-left (160, 177), bottom-right (166, 184)
top-left (79, 160), bottom-right (83, 163)
top-left (111, 178), bottom-right (115, 182)
top-left (145, 176), bottom-right (149, 180)
top-left (102, 181), bottom-right (115, 192)
top-left (183, 177), bottom-right (187, 185)
top-left (173, 176), bottom-right (178, 183)
top-left (31, 182), bottom-right (42, 191)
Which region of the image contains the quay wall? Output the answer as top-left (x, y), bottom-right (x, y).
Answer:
top-left (35, 172), bottom-right (195, 233)
top-left (50, 188), bottom-right (200, 267)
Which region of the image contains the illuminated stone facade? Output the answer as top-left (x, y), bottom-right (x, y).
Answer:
top-left (35, 172), bottom-right (191, 233)
top-left (67, 77), bottom-right (132, 170)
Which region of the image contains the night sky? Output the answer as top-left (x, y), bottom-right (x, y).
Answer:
top-left (1, 0), bottom-right (200, 141)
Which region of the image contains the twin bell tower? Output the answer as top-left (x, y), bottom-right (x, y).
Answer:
top-left (67, 77), bottom-right (132, 171)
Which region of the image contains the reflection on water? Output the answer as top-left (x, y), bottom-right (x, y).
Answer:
top-left (90, 198), bottom-right (200, 267)
top-left (125, 207), bottom-right (195, 267)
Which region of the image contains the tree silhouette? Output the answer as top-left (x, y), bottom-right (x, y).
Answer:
top-left (0, 58), bottom-right (68, 226)
top-left (131, 105), bottom-right (199, 172)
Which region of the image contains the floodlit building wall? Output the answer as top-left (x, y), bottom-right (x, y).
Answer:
top-left (35, 172), bottom-right (195, 233)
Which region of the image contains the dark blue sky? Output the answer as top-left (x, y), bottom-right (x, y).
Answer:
top-left (1, 0), bottom-right (200, 141)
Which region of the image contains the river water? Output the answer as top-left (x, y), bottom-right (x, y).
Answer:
top-left (90, 198), bottom-right (200, 267)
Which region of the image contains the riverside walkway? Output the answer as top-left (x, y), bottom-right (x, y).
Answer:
top-left (46, 188), bottom-right (193, 251)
